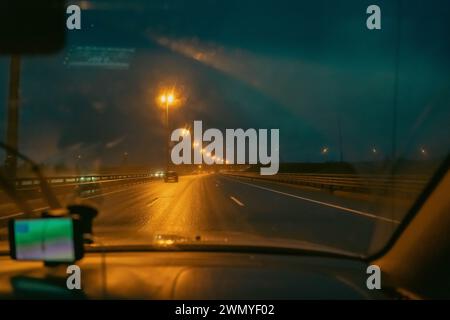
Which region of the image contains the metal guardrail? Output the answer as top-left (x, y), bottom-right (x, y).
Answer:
top-left (13, 173), bottom-right (156, 190)
top-left (224, 172), bottom-right (428, 196)
top-left (0, 173), bottom-right (163, 208)
top-left (10, 171), bottom-right (430, 195)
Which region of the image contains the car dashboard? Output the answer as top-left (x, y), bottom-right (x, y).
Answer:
top-left (0, 251), bottom-right (397, 299)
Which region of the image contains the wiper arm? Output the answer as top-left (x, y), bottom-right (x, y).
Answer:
top-left (0, 142), bottom-right (61, 209)
top-left (0, 168), bottom-right (33, 215)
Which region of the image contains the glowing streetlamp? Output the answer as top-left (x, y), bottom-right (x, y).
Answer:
top-left (159, 91), bottom-right (177, 171)
top-left (420, 146), bottom-right (427, 157)
top-left (182, 128), bottom-right (190, 137)
top-left (321, 146), bottom-right (329, 163)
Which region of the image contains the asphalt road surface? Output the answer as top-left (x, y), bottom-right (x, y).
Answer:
top-left (0, 173), bottom-right (403, 255)
top-left (90, 174), bottom-right (401, 254)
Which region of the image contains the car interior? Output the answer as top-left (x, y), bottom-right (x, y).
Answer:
top-left (0, 0), bottom-right (449, 302)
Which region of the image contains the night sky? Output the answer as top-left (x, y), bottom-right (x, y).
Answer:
top-left (0, 0), bottom-right (449, 168)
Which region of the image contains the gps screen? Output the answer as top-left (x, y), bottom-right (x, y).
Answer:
top-left (12, 218), bottom-right (75, 262)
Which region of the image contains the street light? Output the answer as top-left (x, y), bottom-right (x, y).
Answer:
top-left (321, 147), bottom-right (329, 163)
top-left (160, 94), bottom-right (174, 104)
top-left (123, 151), bottom-right (129, 166)
top-left (75, 154), bottom-right (82, 170)
top-left (181, 128), bottom-right (190, 137)
top-left (159, 91), bottom-right (177, 172)
top-left (420, 146), bottom-right (427, 157)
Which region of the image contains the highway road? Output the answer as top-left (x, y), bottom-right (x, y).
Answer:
top-left (0, 173), bottom-right (402, 255)
top-left (90, 173), bottom-right (400, 255)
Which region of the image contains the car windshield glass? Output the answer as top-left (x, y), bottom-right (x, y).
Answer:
top-left (0, 0), bottom-right (449, 257)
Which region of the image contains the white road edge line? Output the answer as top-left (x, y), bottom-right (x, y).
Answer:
top-left (84, 187), bottom-right (132, 199)
top-left (84, 181), bottom-right (156, 200)
top-left (146, 198), bottom-right (159, 207)
top-left (226, 177), bottom-right (399, 224)
top-left (230, 196), bottom-right (245, 207)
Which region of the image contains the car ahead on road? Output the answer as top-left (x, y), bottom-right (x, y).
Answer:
top-left (74, 182), bottom-right (102, 198)
top-left (164, 171), bottom-right (179, 183)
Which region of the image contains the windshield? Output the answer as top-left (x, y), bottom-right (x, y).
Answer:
top-left (0, 0), bottom-right (449, 257)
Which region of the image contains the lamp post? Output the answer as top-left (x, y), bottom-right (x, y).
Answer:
top-left (159, 93), bottom-right (174, 172)
top-left (321, 146), bottom-right (329, 162)
top-left (4, 55), bottom-right (21, 179)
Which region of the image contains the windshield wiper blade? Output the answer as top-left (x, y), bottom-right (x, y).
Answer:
top-left (0, 142), bottom-right (61, 209)
top-left (0, 168), bottom-right (33, 215)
